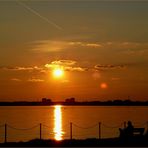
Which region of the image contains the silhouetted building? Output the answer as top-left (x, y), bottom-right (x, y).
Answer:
top-left (65, 98), bottom-right (75, 103)
top-left (42, 98), bottom-right (52, 103)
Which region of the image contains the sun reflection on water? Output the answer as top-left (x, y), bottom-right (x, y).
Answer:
top-left (54, 105), bottom-right (63, 140)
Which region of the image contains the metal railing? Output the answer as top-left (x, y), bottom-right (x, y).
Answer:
top-left (0, 121), bottom-right (147, 143)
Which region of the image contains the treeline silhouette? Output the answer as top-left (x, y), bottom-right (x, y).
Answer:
top-left (0, 99), bottom-right (148, 106)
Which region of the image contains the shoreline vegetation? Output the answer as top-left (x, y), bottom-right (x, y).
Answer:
top-left (0, 99), bottom-right (148, 106)
top-left (0, 136), bottom-right (148, 147)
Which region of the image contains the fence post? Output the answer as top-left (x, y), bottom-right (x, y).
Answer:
top-left (99, 122), bottom-right (101, 139)
top-left (124, 121), bottom-right (126, 128)
top-left (40, 123), bottom-right (42, 140)
top-left (5, 124), bottom-right (7, 143)
top-left (70, 122), bottom-right (72, 140)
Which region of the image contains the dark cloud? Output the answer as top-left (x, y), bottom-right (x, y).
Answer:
top-left (0, 66), bottom-right (43, 71)
top-left (94, 64), bottom-right (125, 70)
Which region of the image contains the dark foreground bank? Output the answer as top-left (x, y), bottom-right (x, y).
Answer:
top-left (0, 136), bottom-right (148, 147)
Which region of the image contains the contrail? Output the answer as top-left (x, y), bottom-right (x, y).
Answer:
top-left (17, 0), bottom-right (63, 30)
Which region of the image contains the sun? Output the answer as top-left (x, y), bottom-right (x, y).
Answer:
top-left (53, 68), bottom-right (64, 78)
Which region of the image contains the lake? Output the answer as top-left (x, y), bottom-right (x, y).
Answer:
top-left (0, 106), bottom-right (148, 142)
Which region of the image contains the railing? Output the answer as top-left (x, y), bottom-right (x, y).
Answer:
top-left (0, 121), bottom-right (147, 143)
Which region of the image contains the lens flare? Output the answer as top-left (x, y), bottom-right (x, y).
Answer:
top-left (100, 83), bottom-right (108, 89)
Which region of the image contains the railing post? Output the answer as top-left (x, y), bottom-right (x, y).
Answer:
top-left (5, 124), bottom-right (7, 143)
top-left (124, 121), bottom-right (126, 129)
top-left (99, 122), bottom-right (101, 139)
top-left (40, 123), bottom-right (42, 140)
top-left (70, 122), bottom-right (72, 140)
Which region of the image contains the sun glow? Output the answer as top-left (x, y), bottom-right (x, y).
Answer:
top-left (53, 68), bottom-right (64, 78)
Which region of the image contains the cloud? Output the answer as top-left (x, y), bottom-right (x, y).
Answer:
top-left (94, 64), bottom-right (125, 70)
top-left (11, 77), bottom-right (45, 82)
top-left (111, 77), bottom-right (120, 81)
top-left (1, 58), bottom-right (129, 81)
top-left (65, 66), bottom-right (87, 72)
top-left (14, 67), bottom-right (34, 71)
top-left (1, 61), bottom-right (127, 75)
top-left (0, 66), bottom-right (43, 72)
top-left (0, 66), bottom-right (13, 70)
top-left (51, 60), bottom-right (77, 66)
top-left (45, 60), bottom-right (87, 72)
top-left (31, 40), bottom-right (148, 53)
top-left (102, 42), bottom-right (148, 55)
top-left (31, 40), bottom-right (65, 52)
top-left (28, 78), bottom-right (44, 82)
top-left (0, 60), bottom-right (86, 73)
top-left (122, 49), bottom-right (148, 55)
top-left (11, 78), bottom-right (22, 82)
top-left (68, 41), bottom-right (102, 48)
top-left (104, 41), bottom-right (145, 48)
top-left (31, 40), bottom-right (102, 52)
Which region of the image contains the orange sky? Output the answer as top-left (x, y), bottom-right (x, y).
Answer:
top-left (0, 0), bottom-right (148, 101)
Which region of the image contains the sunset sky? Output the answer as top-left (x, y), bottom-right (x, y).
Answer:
top-left (0, 0), bottom-right (148, 101)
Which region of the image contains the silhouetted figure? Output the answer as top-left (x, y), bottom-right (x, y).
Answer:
top-left (125, 121), bottom-right (134, 137)
top-left (119, 121), bottom-right (134, 139)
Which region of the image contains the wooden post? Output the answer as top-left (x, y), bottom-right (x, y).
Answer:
top-left (5, 124), bottom-right (7, 143)
top-left (70, 122), bottom-right (72, 140)
top-left (99, 122), bottom-right (101, 139)
top-left (40, 123), bottom-right (42, 140)
top-left (124, 121), bottom-right (126, 129)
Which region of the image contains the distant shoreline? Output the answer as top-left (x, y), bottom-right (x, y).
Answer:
top-left (0, 104), bottom-right (148, 106)
top-left (0, 100), bottom-right (148, 106)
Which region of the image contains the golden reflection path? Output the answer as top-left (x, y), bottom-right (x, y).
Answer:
top-left (54, 105), bottom-right (63, 140)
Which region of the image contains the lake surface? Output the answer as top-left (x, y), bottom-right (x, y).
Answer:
top-left (0, 106), bottom-right (148, 142)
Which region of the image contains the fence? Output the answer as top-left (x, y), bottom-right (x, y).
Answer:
top-left (0, 121), bottom-right (147, 143)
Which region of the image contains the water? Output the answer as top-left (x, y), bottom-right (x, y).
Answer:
top-left (0, 105), bottom-right (147, 142)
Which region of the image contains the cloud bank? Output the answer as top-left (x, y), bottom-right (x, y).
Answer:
top-left (45, 60), bottom-right (86, 72)
top-left (94, 64), bottom-right (125, 70)
top-left (31, 40), bottom-right (102, 52)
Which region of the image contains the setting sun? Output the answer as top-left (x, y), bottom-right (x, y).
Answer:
top-left (53, 68), bottom-right (64, 78)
